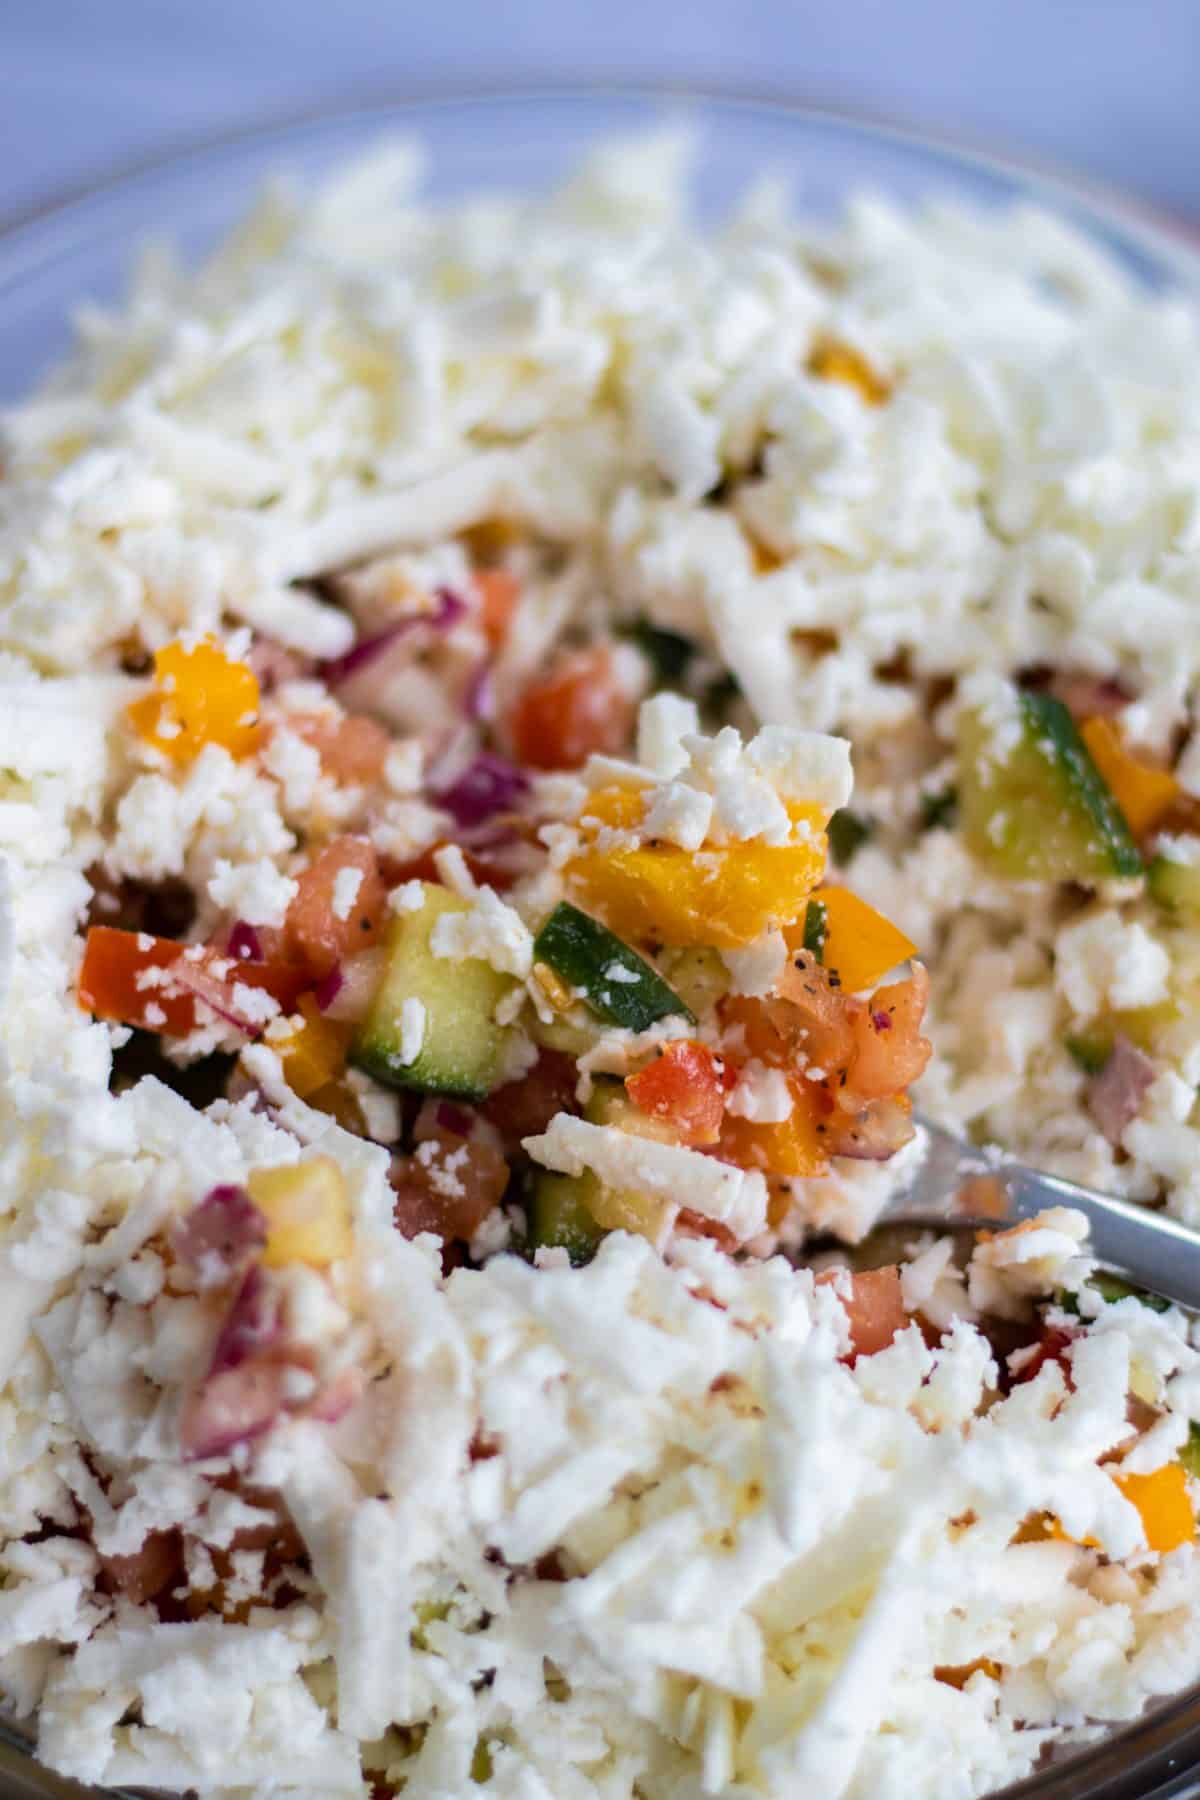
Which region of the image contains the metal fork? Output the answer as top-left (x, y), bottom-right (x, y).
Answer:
top-left (876, 1115), bottom-right (1200, 1312)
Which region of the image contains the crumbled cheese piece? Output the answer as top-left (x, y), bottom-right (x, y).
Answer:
top-left (1055, 911), bottom-right (1170, 1018)
top-left (641, 780), bottom-right (713, 851)
top-left (636, 693), bottom-right (700, 777)
top-left (523, 1113), bottom-right (767, 1238)
top-left (331, 865), bottom-right (364, 922)
top-left (432, 843), bottom-right (478, 898)
top-left (398, 997), bottom-right (426, 1067)
top-left (206, 856), bottom-right (297, 929)
top-left (721, 930), bottom-right (788, 997)
top-left (388, 879), bottom-right (427, 914)
top-left (430, 888), bottom-right (532, 979)
top-left (725, 1060), bottom-right (794, 1123)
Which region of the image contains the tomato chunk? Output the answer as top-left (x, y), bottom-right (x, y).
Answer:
top-left (482, 1049), bottom-right (579, 1147)
top-left (626, 1042), bottom-right (729, 1147)
top-left (285, 712), bottom-right (391, 785)
top-left (817, 1265), bottom-right (908, 1362)
top-left (390, 1113), bottom-right (510, 1241)
top-left (284, 836), bottom-right (387, 981)
top-left (78, 927), bottom-right (306, 1036)
top-left (510, 645), bottom-right (636, 770)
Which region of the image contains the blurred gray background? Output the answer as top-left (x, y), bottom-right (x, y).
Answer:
top-left (3, 0), bottom-right (1198, 225)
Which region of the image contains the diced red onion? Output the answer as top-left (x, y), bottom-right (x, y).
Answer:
top-left (227, 921), bottom-right (264, 964)
top-left (316, 949), bottom-right (384, 1022)
top-left (320, 587), bottom-right (467, 688)
top-left (825, 1097), bottom-right (915, 1161)
top-left (464, 661), bottom-right (495, 723)
top-left (434, 752), bottom-right (530, 828)
top-left (171, 1185), bottom-right (267, 1287)
top-left (180, 1360), bottom-right (294, 1462)
top-left (168, 955), bottom-right (263, 1035)
top-left (209, 1266), bottom-right (283, 1377)
top-left (1087, 1034), bottom-right (1155, 1145)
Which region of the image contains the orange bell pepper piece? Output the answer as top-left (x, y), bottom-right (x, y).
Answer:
top-left (568, 786), bottom-right (827, 949)
top-left (273, 995), bottom-right (354, 1100)
top-left (717, 1076), bottom-right (829, 1180)
top-left (1113, 1462), bottom-right (1195, 1553)
top-left (1080, 717), bottom-right (1179, 838)
top-left (128, 638), bottom-right (263, 763)
top-left (787, 887), bottom-right (917, 993)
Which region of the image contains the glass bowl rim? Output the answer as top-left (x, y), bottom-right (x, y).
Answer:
top-left (2, 76), bottom-right (1200, 1800)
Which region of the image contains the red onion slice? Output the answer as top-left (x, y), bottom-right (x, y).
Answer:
top-left (316, 949), bottom-right (384, 1022)
top-left (433, 752), bottom-right (530, 828)
top-left (168, 954), bottom-right (265, 1036)
top-left (320, 587), bottom-right (467, 688)
top-left (209, 1266), bottom-right (284, 1376)
top-left (227, 921), bottom-right (264, 964)
top-left (1086, 1034), bottom-right (1155, 1144)
top-left (172, 1186), bottom-right (267, 1288)
top-left (180, 1360), bottom-right (294, 1462)
top-left (824, 1097), bottom-right (916, 1161)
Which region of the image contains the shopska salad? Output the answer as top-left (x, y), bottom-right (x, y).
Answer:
top-left (3, 131), bottom-right (1200, 1800)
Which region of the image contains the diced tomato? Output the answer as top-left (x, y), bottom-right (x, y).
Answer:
top-left (390, 1117), bottom-right (510, 1242)
top-left (509, 645), bottom-right (636, 771)
top-left (626, 1041), bottom-right (729, 1147)
top-left (475, 569), bottom-right (521, 647)
top-left (481, 1049), bottom-right (579, 1147)
top-left (77, 926), bottom-right (307, 1037)
top-left (842, 965), bottom-right (931, 1107)
top-left (820, 1094), bottom-right (915, 1161)
top-left (1010, 1325), bottom-right (1077, 1388)
top-left (284, 836), bottom-right (387, 981)
top-left (817, 1265), bottom-right (908, 1363)
top-left (285, 712), bottom-right (392, 786)
top-left (766, 956), bottom-right (859, 1073)
top-left (379, 840), bottom-right (522, 895)
top-left (97, 1530), bottom-right (184, 1605)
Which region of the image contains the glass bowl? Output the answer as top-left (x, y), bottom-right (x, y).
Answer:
top-left (2, 84), bottom-right (1200, 1800)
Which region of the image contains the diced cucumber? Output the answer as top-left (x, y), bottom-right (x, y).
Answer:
top-left (350, 883), bottom-right (515, 1099)
top-left (1182, 1423), bottom-right (1200, 1480)
top-left (959, 688), bottom-right (1142, 882)
top-left (1148, 849), bottom-right (1200, 920)
top-left (919, 785), bottom-right (958, 831)
top-left (802, 898), bottom-right (827, 964)
top-left (620, 616), bottom-right (696, 685)
top-left (1065, 1029), bottom-right (1113, 1077)
top-left (533, 903), bottom-right (694, 1034)
top-left (1058, 1272), bottom-right (1171, 1316)
top-left (527, 1169), bottom-right (605, 1264)
top-left (528, 1005), bottom-right (596, 1057)
top-left (658, 946), bottom-right (728, 1017)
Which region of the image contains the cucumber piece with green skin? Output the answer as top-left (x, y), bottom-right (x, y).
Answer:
top-left (658, 946), bottom-right (728, 1017)
top-left (527, 1170), bottom-right (606, 1264)
top-left (1065, 1029), bottom-right (1114, 1076)
top-left (958, 688), bottom-right (1142, 882)
top-left (1148, 850), bottom-right (1200, 919)
top-left (533, 903), bottom-right (694, 1033)
top-left (802, 898), bottom-right (827, 964)
top-left (350, 883), bottom-right (516, 1099)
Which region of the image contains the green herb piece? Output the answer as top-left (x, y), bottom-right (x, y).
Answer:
top-left (802, 898), bottom-right (828, 964)
top-left (827, 808), bottom-right (873, 866)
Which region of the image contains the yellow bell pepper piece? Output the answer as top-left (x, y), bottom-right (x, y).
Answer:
top-left (1080, 717), bottom-right (1179, 838)
top-left (248, 1154), bottom-right (353, 1268)
top-left (128, 638), bottom-right (263, 763)
top-left (568, 786), bottom-right (827, 949)
top-left (789, 887), bottom-right (917, 993)
top-left (808, 339), bottom-right (889, 405)
top-left (274, 996), bottom-right (353, 1100)
top-left (1113, 1462), bottom-right (1195, 1553)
